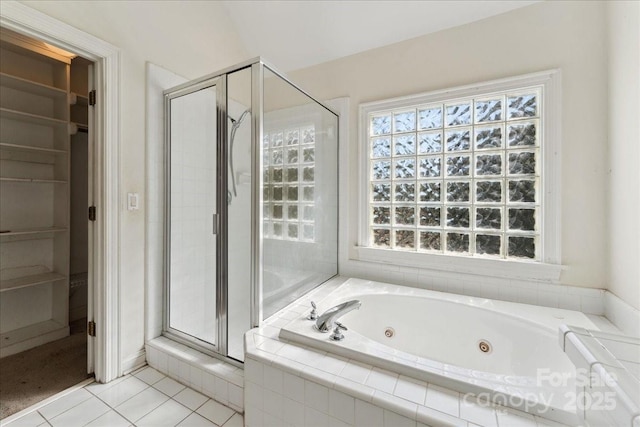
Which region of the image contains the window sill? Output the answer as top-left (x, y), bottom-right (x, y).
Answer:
top-left (353, 246), bottom-right (563, 282)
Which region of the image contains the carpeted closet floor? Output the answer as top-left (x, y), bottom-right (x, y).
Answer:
top-left (0, 319), bottom-right (91, 419)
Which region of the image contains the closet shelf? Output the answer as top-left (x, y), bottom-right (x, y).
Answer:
top-left (0, 72), bottom-right (67, 98)
top-left (70, 122), bottom-right (88, 133)
top-left (0, 143), bottom-right (67, 154)
top-left (0, 319), bottom-right (68, 351)
top-left (0, 226), bottom-right (68, 236)
top-left (0, 107), bottom-right (68, 127)
top-left (74, 94), bottom-right (88, 106)
top-left (0, 272), bottom-right (67, 292)
top-left (0, 29), bottom-right (75, 358)
top-left (0, 177), bottom-right (67, 184)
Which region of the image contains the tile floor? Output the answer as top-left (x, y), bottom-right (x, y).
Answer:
top-left (2, 366), bottom-right (243, 427)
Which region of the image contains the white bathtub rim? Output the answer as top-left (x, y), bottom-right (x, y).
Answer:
top-left (279, 277), bottom-right (596, 425)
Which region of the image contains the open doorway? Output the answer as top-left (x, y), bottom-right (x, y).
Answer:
top-left (1, 0), bottom-right (122, 412)
top-left (0, 28), bottom-right (94, 419)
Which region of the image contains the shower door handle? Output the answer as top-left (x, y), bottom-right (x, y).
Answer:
top-left (212, 213), bottom-right (219, 235)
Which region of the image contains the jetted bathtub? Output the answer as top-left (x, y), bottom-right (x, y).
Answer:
top-left (280, 278), bottom-right (601, 425)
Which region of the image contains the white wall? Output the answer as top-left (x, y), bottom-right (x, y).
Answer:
top-left (606, 1), bottom-right (640, 310)
top-left (19, 0), bottom-right (248, 370)
top-left (289, 1), bottom-right (609, 290)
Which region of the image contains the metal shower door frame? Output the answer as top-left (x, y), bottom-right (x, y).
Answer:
top-left (163, 74), bottom-right (228, 357)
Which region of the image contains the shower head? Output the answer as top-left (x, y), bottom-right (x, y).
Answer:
top-left (229, 109), bottom-right (250, 127)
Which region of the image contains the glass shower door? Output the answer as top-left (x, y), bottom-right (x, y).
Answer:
top-left (166, 78), bottom-right (222, 352)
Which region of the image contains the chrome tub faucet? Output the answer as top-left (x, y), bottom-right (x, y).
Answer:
top-left (315, 300), bottom-right (362, 332)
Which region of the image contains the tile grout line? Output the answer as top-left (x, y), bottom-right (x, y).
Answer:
top-left (92, 379), bottom-right (151, 415)
top-left (1, 377), bottom-right (95, 425)
top-left (36, 389), bottom-right (95, 425)
top-left (3, 369), bottom-right (243, 427)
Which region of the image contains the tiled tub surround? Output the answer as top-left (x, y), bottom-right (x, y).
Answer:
top-left (243, 276), bottom-right (615, 427)
top-left (280, 278), bottom-right (604, 424)
top-left (146, 337), bottom-right (245, 413)
top-left (560, 326), bottom-right (640, 426)
top-left (339, 261), bottom-right (607, 317)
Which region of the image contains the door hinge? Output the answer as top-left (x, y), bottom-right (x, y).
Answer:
top-left (88, 206), bottom-right (96, 221)
top-left (88, 320), bottom-right (96, 337)
top-left (89, 90), bottom-right (96, 106)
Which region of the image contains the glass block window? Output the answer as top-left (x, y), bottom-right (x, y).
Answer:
top-left (263, 126), bottom-right (315, 241)
top-left (367, 88), bottom-right (541, 260)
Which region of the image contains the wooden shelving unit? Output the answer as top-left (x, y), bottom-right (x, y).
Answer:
top-left (0, 29), bottom-right (73, 358)
top-left (0, 177), bottom-right (68, 183)
top-left (0, 107), bottom-right (69, 126)
top-left (1, 272), bottom-right (67, 292)
top-left (0, 142), bottom-right (67, 154)
top-left (0, 226), bottom-right (68, 236)
top-left (0, 72), bottom-right (68, 98)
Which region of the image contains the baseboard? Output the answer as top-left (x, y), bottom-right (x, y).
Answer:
top-left (121, 348), bottom-right (146, 375)
top-left (604, 291), bottom-right (640, 337)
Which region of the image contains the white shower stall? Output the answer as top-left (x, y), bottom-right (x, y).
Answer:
top-left (163, 59), bottom-right (339, 363)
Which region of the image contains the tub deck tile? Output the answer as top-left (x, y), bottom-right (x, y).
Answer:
top-left (334, 377), bottom-right (376, 403)
top-left (425, 384), bottom-right (460, 417)
top-left (339, 360), bottom-right (372, 384)
top-left (303, 365), bottom-right (338, 389)
top-left (394, 375), bottom-right (427, 405)
top-left (417, 405), bottom-right (467, 427)
top-left (533, 417), bottom-right (573, 427)
top-left (372, 390), bottom-right (419, 422)
top-left (365, 367), bottom-right (399, 394)
top-left (384, 408), bottom-right (417, 427)
top-left (495, 408), bottom-right (537, 427)
top-left (276, 342), bottom-right (327, 366)
top-left (255, 325), bottom-right (280, 339)
top-left (273, 355), bottom-right (307, 376)
top-left (320, 354), bottom-right (349, 376)
top-left (459, 397), bottom-right (498, 427)
top-left (256, 336), bottom-right (286, 354)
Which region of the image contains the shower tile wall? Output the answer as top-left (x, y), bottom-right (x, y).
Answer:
top-left (169, 88), bottom-right (217, 343)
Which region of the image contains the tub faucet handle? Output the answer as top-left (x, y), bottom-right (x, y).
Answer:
top-left (330, 322), bottom-right (347, 341)
top-left (308, 301), bottom-right (318, 320)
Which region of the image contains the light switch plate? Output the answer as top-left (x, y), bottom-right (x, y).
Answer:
top-left (127, 192), bottom-right (139, 210)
